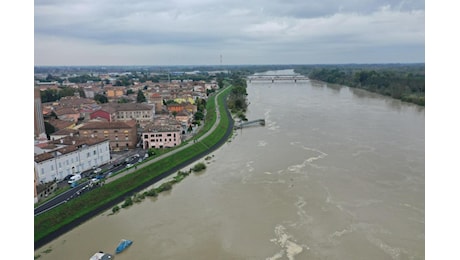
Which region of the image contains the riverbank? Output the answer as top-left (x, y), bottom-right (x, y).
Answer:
top-left (34, 85), bottom-right (235, 249)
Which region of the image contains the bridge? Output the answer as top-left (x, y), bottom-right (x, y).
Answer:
top-left (234, 119), bottom-right (265, 129)
top-left (247, 75), bottom-right (309, 83)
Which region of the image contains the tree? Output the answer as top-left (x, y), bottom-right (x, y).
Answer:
top-left (136, 90), bottom-right (146, 103)
top-left (126, 89), bottom-right (134, 95)
top-left (194, 111), bottom-right (204, 121)
top-left (44, 121), bottom-right (55, 139)
top-left (94, 93), bottom-right (108, 103)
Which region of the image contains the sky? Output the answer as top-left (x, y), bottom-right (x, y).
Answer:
top-left (34, 0), bottom-right (425, 66)
top-left (2, 1), bottom-right (460, 258)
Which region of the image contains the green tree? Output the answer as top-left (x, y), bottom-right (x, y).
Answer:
top-left (44, 121), bottom-right (55, 139)
top-left (136, 90), bottom-right (146, 103)
top-left (194, 111), bottom-right (204, 121)
top-left (94, 93), bottom-right (108, 104)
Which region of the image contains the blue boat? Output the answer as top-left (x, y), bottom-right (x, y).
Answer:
top-left (115, 239), bottom-right (133, 254)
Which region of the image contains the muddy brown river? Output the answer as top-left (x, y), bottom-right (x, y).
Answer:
top-left (35, 70), bottom-right (424, 260)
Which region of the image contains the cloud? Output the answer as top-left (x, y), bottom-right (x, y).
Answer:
top-left (34, 0), bottom-right (425, 65)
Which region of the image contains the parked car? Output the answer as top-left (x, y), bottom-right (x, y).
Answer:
top-left (68, 174), bottom-right (81, 184)
top-left (93, 168), bottom-right (102, 174)
top-left (63, 174), bottom-right (73, 181)
top-left (125, 163), bottom-right (133, 169)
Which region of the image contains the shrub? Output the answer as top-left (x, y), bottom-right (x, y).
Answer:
top-left (192, 162), bottom-right (206, 172)
top-left (112, 205), bottom-right (120, 213)
top-left (145, 188), bottom-right (158, 197)
top-left (156, 182), bottom-right (173, 193)
top-left (121, 197), bottom-right (133, 208)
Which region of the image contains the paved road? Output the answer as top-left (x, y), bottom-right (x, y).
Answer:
top-left (35, 87), bottom-right (233, 249)
top-left (106, 88), bottom-right (226, 184)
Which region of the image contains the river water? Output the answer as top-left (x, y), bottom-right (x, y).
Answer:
top-left (35, 70), bottom-right (424, 260)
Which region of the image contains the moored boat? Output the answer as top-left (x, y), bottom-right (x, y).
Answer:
top-left (115, 239), bottom-right (133, 254)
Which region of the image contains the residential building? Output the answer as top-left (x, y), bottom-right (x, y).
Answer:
top-left (54, 107), bottom-right (80, 122)
top-left (79, 120), bottom-right (138, 151)
top-left (141, 122), bottom-right (182, 149)
top-left (49, 128), bottom-right (79, 141)
top-left (95, 103), bottom-right (154, 126)
top-left (34, 136), bottom-right (110, 183)
top-left (105, 86), bottom-right (125, 99)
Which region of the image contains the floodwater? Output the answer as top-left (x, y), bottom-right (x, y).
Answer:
top-left (35, 70), bottom-right (424, 260)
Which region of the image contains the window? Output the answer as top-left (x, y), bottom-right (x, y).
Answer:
top-left (93, 150), bottom-right (96, 155)
top-left (87, 152), bottom-right (90, 158)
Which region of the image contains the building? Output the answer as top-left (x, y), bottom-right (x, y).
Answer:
top-left (105, 86), bottom-right (125, 99)
top-left (141, 122), bottom-right (182, 149)
top-left (79, 120), bottom-right (138, 151)
top-left (92, 103), bottom-right (155, 127)
top-left (34, 136), bottom-right (110, 183)
top-left (54, 107), bottom-right (80, 122)
top-left (34, 87), bottom-right (46, 139)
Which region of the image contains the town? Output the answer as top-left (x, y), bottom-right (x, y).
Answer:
top-left (34, 67), bottom-right (228, 204)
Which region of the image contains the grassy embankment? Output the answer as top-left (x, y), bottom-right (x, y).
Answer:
top-left (34, 86), bottom-right (232, 243)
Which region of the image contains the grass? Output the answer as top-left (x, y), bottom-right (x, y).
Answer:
top-left (35, 86), bottom-right (233, 244)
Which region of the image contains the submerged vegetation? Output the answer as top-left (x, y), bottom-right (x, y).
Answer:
top-left (110, 163), bottom-right (203, 213)
top-left (35, 86), bottom-right (233, 245)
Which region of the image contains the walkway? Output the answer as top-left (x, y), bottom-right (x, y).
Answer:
top-left (106, 87), bottom-right (226, 184)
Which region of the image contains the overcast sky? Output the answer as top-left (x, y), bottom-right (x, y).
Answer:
top-left (34, 0), bottom-right (425, 66)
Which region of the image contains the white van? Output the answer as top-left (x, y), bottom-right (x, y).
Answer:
top-left (68, 174), bottom-right (81, 184)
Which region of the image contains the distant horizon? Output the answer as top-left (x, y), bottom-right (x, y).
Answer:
top-left (34, 62), bottom-right (425, 68)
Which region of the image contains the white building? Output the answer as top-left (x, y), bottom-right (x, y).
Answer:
top-left (34, 136), bottom-right (110, 183)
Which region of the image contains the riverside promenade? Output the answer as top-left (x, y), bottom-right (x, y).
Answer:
top-left (35, 86), bottom-right (234, 249)
top-left (107, 87), bottom-right (228, 184)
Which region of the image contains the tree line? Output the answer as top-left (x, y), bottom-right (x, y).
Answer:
top-left (295, 64), bottom-right (425, 106)
top-left (227, 72), bottom-right (248, 121)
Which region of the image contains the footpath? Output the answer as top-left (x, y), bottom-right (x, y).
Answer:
top-left (35, 86), bottom-right (234, 250)
top-left (107, 87), bottom-right (226, 184)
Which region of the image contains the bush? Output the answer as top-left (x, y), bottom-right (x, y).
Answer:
top-left (156, 182), bottom-right (173, 193)
top-left (112, 205), bottom-right (120, 213)
top-left (192, 162), bottom-right (206, 172)
top-left (121, 197), bottom-right (133, 208)
top-left (145, 188), bottom-right (158, 197)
